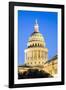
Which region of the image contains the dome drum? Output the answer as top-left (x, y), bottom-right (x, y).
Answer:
top-left (24, 47), bottom-right (48, 66)
top-left (27, 41), bottom-right (45, 48)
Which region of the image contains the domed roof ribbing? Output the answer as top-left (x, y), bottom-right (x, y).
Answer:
top-left (28, 32), bottom-right (44, 42)
top-left (27, 20), bottom-right (45, 48)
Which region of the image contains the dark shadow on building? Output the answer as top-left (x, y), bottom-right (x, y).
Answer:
top-left (18, 69), bottom-right (53, 79)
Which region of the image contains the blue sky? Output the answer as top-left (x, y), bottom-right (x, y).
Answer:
top-left (18, 10), bottom-right (58, 65)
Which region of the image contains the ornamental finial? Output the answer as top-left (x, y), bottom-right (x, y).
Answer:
top-left (35, 19), bottom-right (38, 24)
top-left (34, 19), bottom-right (39, 32)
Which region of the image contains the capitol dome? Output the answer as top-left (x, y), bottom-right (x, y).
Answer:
top-left (24, 20), bottom-right (48, 66)
top-left (27, 20), bottom-right (45, 48)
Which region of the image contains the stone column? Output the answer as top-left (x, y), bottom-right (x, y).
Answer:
top-left (46, 52), bottom-right (47, 61)
top-left (40, 51), bottom-right (42, 60)
top-left (36, 51), bottom-right (38, 60)
top-left (39, 50), bottom-right (40, 59)
top-left (31, 51), bottom-right (32, 60)
top-left (42, 51), bottom-right (43, 59)
top-left (44, 51), bottom-right (47, 63)
top-left (33, 50), bottom-right (34, 60)
top-left (32, 51), bottom-right (33, 60)
top-left (38, 50), bottom-right (39, 60)
top-left (43, 51), bottom-right (45, 60)
top-left (35, 50), bottom-right (37, 60)
top-left (40, 50), bottom-right (41, 59)
top-left (29, 51), bottom-right (30, 60)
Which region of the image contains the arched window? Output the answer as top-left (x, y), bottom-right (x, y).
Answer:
top-left (35, 62), bottom-right (36, 64)
top-left (38, 43), bottom-right (39, 46)
top-left (35, 43), bottom-right (37, 47)
top-left (40, 44), bottom-right (42, 47)
top-left (39, 62), bottom-right (40, 64)
top-left (33, 44), bottom-right (34, 47)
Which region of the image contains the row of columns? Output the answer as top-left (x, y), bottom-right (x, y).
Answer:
top-left (25, 50), bottom-right (48, 61)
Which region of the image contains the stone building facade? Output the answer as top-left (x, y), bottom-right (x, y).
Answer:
top-left (43, 55), bottom-right (57, 76)
top-left (18, 55), bottom-right (57, 76)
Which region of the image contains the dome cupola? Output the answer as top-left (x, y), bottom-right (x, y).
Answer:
top-left (27, 20), bottom-right (46, 48)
